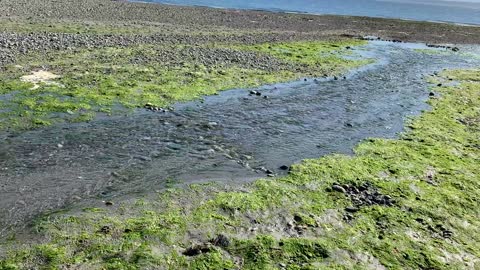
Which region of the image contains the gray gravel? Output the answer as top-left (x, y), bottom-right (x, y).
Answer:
top-left (2, 0), bottom-right (480, 68)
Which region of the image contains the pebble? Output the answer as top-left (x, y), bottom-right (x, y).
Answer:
top-left (345, 206), bottom-right (359, 213)
top-left (135, 155), bottom-right (152, 161)
top-left (332, 184), bottom-right (346, 193)
top-left (211, 234), bottom-right (230, 248)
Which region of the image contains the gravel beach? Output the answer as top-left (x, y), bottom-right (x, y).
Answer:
top-left (2, 0), bottom-right (480, 68)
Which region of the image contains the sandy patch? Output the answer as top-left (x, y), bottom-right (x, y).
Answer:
top-left (21, 70), bottom-right (61, 89)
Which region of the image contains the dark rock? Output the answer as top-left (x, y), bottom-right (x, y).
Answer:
top-left (99, 225), bottom-right (111, 234)
top-left (105, 201), bottom-right (114, 206)
top-left (345, 206), bottom-right (359, 213)
top-left (293, 215), bottom-right (303, 222)
top-left (343, 213), bottom-right (354, 221)
top-left (211, 234), bottom-right (230, 248)
top-left (279, 165), bottom-right (289, 170)
top-left (183, 245), bottom-right (212, 257)
top-left (429, 92), bottom-right (435, 97)
top-left (442, 230), bottom-right (453, 238)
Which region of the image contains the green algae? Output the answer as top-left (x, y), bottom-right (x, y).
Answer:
top-left (1, 68), bottom-right (479, 269)
top-left (0, 39), bottom-right (367, 130)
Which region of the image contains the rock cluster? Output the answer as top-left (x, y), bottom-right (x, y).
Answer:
top-left (329, 182), bottom-right (396, 213)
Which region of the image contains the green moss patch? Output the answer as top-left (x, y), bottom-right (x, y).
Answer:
top-left (1, 68), bottom-right (479, 269)
top-left (0, 39), bottom-right (368, 130)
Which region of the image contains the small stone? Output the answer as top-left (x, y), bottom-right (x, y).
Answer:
top-left (429, 92), bottom-right (435, 97)
top-left (345, 206), bottom-right (360, 213)
top-left (442, 230), bottom-right (453, 238)
top-left (151, 151), bottom-right (161, 158)
top-left (183, 245), bottom-right (212, 256)
top-left (57, 143), bottom-right (63, 148)
top-left (343, 213), bottom-right (354, 221)
top-left (211, 234), bottom-right (230, 248)
top-left (437, 83), bottom-right (442, 87)
top-left (136, 155), bottom-right (152, 162)
top-left (293, 215), bottom-right (303, 223)
top-left (332, 185), bottom-right (347, 193)
top-left (242, 155), bottom-right (253, 160)
top-left (267, 174), bottom-right (275, 177)
top-left (279, 165), bottom-right (289, 170)
top-left (99, 225), bottom-right (111, 234)
top-left (105, 201), bottom-right (114, 206)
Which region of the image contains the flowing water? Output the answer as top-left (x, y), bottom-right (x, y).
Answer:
top-left (1, 41), bottom-right (480, 237)
top-left (134, 0), bottom-right (480, 25)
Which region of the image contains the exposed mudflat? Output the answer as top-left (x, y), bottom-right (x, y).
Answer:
top-left (1, 41), bottom-right (479, 237)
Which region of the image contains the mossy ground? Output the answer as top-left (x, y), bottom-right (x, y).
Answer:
top-left (0, 39), bottom-right (368, 130)
top-left (1, 68), bottom-right (479, 269)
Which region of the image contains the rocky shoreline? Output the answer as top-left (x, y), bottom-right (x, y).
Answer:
top-left (2, 0), bottom-right (480, 68)
top-left (1, 0), bottom-right (480, 44)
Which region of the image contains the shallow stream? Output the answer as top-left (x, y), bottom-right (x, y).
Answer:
top-left (1, 41), bottom-right (479, 237)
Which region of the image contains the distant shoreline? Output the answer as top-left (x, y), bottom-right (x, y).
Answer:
top-left (2, 0), bottom-right (480, 46)
top-left (129, 0), bottom-right (480, 26)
